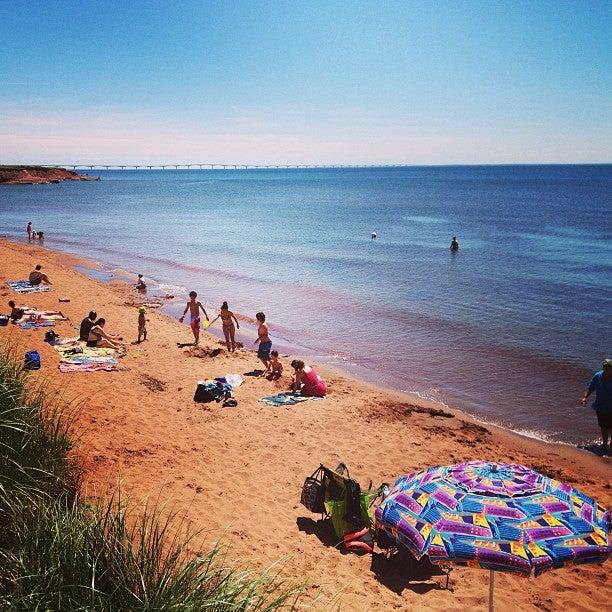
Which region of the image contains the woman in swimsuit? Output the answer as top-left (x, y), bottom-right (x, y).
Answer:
top-left (87, 318), bottom-right (123, 350)
top-left (209, 301), bottom-right (240, 352)
top-left (290, 359), bottom-right (327, 397)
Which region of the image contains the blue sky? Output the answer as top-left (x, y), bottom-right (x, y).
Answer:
top-left (1, 1), bottom-right (610, 164)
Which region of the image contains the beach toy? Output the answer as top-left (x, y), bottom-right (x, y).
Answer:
top-left (202, 321), bottom-right (209, 329)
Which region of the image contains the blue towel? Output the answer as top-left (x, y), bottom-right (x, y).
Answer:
top-left (259, 392), bottom-right (323, 406)
top-left (19, 321), bottom-right (56, 329)
top-left (7, 281), bottom-right (53, 294)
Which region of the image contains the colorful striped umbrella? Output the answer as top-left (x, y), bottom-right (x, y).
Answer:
top-left (375, 461), bottom-right (611, 610)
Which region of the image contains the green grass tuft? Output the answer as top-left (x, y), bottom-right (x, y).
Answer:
top-left (0, 345), bottom-right (301, 610)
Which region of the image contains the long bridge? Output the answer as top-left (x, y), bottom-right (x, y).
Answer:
top-left (49, 163), bottom-right (405, 170)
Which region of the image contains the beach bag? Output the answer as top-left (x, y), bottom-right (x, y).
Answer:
top-left (193, 383), bottom-right (217, 403)
top-left (24, 351), bottom-right (41, 371)
top-left (300, 465), bottom-right (326, 514)
top-left (0, 316), bottom-right (8, 326)
top-left (44, 330), bottom-right (59, 343)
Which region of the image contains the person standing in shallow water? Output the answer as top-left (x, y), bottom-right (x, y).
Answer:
top-left (27, 221), bottom-right (33, 241)
top-left (450, 236), bottom-right (459, 252)
top-left (581, 359), bottom-right (612, 455)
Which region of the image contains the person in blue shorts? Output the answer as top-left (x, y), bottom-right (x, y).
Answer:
top-left (581, 358), bottom-right (612, 455)
top-left (254, 311), bottom-right (272, 376)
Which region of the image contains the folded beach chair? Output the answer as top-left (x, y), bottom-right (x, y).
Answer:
top-left (300, 463), bottom-right (385, 554)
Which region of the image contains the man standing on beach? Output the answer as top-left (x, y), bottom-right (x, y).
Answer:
top-left (581, 359), bottom-right (612, 455)
top-left (179, 291), bottom-right (209, 345)
top-left (254, 311), bottom-right (272, 375)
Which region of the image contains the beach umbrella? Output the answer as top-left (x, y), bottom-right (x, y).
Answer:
top-left (374, 461), bottom-right (611, 611)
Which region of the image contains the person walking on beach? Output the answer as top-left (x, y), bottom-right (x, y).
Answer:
top-left (450, 236), bottom-right (459, 252)
top-left (581, 359), bottom-right (612, 455)
top-left (209, 301), bottom-right (240, 352)
top-left (137, 306), bottom-right (147, 343)
top-left (254, 311), bottom-right (272, 375)
top-left (179, 291), bottom-right (209, 345)
top-left (29, 264), bottom-right (52, 285)
top-left (27, 221), bottom-right (33, 241)
top-left (79, 310), bottom-right (97, 341)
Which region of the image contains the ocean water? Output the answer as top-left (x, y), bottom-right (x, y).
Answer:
top-left (1, 166), bottom-right (610, 444)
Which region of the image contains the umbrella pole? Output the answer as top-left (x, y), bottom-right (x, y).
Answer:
top-left (488, 569), bottom-right (494, 612)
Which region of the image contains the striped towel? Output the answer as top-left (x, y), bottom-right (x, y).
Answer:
top-left (7, 281), bottom-right (53, 293)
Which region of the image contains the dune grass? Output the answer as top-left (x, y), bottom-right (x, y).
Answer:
top-left (0, 346), bottom-right (301, 610)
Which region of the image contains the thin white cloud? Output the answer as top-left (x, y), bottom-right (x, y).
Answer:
top-left (0, 101), bottom-right (610, 165)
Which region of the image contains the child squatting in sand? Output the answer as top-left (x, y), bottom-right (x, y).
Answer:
top-left (179, 291), bottom-right (209, 345)
top-left (269, 350), bottom-right (283, 380)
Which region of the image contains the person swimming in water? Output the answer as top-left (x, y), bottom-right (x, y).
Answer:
top-left (209, 301), bottom-right (240, 352)
top-left (179, 291), bottom-right (209, 345)
top-left (450, 236), bottom-right (459, 252)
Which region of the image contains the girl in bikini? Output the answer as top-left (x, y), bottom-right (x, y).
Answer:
top-left (209, 301), bottom-right (240, 352)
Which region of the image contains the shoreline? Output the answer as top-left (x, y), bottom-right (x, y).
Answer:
top-left (2, 233), bottom-right (599, 448)
top-left (0, 237), bottom-right (609, 610)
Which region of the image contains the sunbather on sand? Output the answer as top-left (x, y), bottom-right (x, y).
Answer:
top-left (87, 318), bottom-right (124, 350)
top-left (179, 291), bottom-right (209, 345)
top-left (8, 300), bottom-right (25, 322)
top-left (29, 264), bottom-right (52, 286)
top-left (254, 311), bottom-right (272, 375)
top-left (209, 301), bottom-right (240, 352)
top-left (290, 360), bottom-right (327, 397)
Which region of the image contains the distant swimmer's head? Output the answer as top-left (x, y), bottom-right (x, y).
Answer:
top-left (88, 311), bottom-right (97, 320)
top-left (221, 301), bottom-right (228, 310)
top-left (35, 264), bottom-right (42, 271)
top-left (189, 291), bottom-right (197, 299)
top-left (291, 359), bottom-right (305, 371)
top-left (96, 318), bottom-right (106, 327)
top-left (256, 312), bottom-right (266, 322)
top-left (603, 359), bottom-right (612, 370)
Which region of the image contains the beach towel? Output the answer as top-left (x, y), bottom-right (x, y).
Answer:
top-left (19, 320), bottom-right (56, 329)
top-left (59, 362), bottom-right (123, 373)
top-left (7, 281), bottom-right (53, 294)
top-left (259, 392), bottom-right (324, 407)
top-left (22, 309), bottom-right (68, 321)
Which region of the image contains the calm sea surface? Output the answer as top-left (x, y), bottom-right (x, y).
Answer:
top-left (1, 166), bottom-right (610, 444)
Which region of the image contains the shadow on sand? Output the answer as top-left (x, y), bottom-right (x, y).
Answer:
top-left (297, 517), bottom-right (449, 595)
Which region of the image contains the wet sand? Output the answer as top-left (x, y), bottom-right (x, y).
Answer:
top-left (0, 237), bottom-right (609, 611)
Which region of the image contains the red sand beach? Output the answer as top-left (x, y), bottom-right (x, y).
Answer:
top-left (0, 238), bottom-right (609, 611)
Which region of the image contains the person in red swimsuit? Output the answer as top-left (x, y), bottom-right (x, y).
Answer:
top-left (290, 359), bottom-right (327, 397)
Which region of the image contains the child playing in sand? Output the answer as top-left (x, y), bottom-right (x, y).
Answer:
top-left (269, 350), bottom-right (283, 380)
top-left (254, 311), bottom-right (272, 376)
top-left (179, 291), bottom-right (209, 345)
top-left (137, 306), bottom-right (147, 343)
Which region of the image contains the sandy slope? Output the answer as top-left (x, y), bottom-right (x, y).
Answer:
top-left (0, 238), bottom-right (609, 611)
